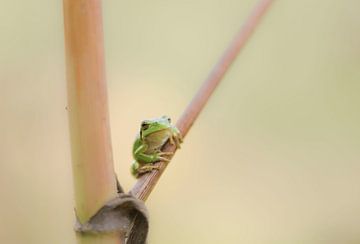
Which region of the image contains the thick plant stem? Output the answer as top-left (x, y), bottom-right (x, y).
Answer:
top-left (63, 0), bottom-right (121, 243)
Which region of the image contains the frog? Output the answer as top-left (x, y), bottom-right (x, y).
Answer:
top-left (131, 116), bottom-right (183, 178)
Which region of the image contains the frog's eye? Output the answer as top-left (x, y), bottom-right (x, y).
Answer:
top-left (167, 118), bottom-right (171, 123)
top-left (141, 122), bottom-right (149, 130)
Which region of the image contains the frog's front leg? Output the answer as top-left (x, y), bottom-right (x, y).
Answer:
top-left (169, 126), bottom-right (183, 148)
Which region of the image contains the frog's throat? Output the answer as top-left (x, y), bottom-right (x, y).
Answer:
top-left (144, 130), bottom-right (172, 152)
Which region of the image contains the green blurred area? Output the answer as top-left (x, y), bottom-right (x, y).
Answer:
top-left (1, 0), bottom-right (360, 243)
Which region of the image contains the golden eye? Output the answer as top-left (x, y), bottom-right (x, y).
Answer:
top-left (141, 122), bottom-right (149, 130)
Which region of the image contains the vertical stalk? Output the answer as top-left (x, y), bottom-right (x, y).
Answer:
top-left (63, 0), bottom-right (120, 243)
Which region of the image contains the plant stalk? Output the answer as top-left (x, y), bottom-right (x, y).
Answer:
top-left (63, 0), bottom-right (121, 243)
top-left (130, 0), bottom-right (274, 201)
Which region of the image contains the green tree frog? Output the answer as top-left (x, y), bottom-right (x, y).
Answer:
top-left (131, 116), bottom-right (183, 178)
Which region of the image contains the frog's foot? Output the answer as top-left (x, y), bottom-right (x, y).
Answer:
top-left (158, 151), bottom-right (173, 156)
top-left (169, 126), bottom-right (183, 149)
top-left (170, 134), bottom-right (182, 149)
top-left (175, 134), bottom-right (183, 148)
top-left (168, 132), bottom-right (182, 149)
top-left (156, 151), bottom-right (173, 162)
top-left (137, 164), bottom-right (161, 175)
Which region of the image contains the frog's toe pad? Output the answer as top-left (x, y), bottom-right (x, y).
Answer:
top-left (158, 151), bottom-right (173, 156)
top-left (138, 165), bottom-right (160, 175)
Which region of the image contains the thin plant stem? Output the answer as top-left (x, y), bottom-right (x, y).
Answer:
top-left (130, 0), bottom-right (274, 201)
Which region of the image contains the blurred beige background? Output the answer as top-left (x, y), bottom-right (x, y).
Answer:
top-left (1, 0), bottom-right (360, 243)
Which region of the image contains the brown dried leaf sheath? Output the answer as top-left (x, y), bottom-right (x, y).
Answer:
top-left (75, 193), bottom-right (148, 244)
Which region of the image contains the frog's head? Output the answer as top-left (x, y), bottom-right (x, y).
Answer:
top-left (140, 116), bottom-right (172, 139)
